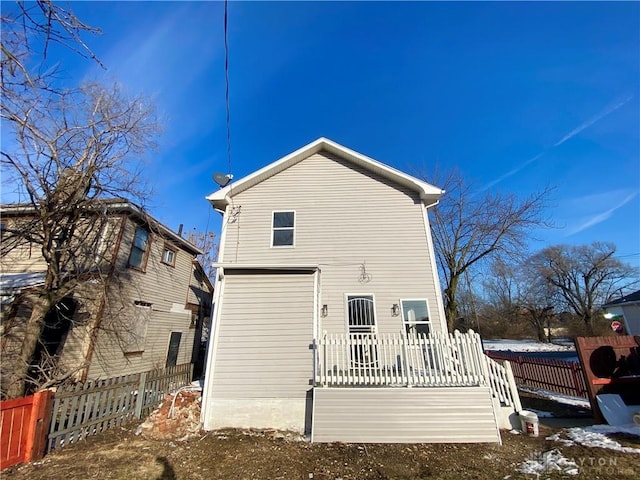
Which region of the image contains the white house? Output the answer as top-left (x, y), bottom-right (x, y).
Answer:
top-left (201, 138), bottom-right (518, 443)
top-left (603, 290), bottom-right (640, 335)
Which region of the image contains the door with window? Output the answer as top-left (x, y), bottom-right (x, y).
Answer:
top-left (347, 295), bottom-right (377, 367)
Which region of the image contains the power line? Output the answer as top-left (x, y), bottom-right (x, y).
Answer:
top-left (223, 0), bottom-right (232, 178)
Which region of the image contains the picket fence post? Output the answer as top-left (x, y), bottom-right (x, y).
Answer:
top-left (134, 372), bottom-right (147, 419)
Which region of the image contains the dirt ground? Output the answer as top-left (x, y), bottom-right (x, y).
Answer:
top-left (4, 394), bottom-right (639, 480)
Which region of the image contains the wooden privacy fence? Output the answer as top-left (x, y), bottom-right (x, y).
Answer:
top-left (575, 335), bottom-right (640, 423)
top-left (486, 351), bottom-right (587, 399)
top-left (0, 390), bottom-right (52, 470)
top-left (47, 363), bottom-right (192, 452)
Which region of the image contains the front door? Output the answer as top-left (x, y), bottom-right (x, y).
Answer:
top-left (347, 295), bottom-right (377, 366)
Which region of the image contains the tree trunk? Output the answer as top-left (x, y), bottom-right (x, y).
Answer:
top-left (444, 275), bottom-right (460, 332)
top-left (583, 313), bottom-right (594, 335)
top-left (535, 323), bottom-right (547, 343)
top-left (5, 299), bottom-right (49, 398)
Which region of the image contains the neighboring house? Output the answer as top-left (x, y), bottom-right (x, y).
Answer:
top-left (602, 290), bottom-right (640, 335)
top-left (201, 138), bottom-right (516, 443)
top-left (0, 200), bottom-right (213, 397)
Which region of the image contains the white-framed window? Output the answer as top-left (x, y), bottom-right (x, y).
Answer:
top-left (161, 244), bottom-right (177, 267)
top-left (123, 301), bottom-right (152, 353)
top-left (271, 211), bottom-right (295, 247)
top-left (400, 299), bottom-right (431, 336)
top-left (128, 227), bottom-right (150, 270)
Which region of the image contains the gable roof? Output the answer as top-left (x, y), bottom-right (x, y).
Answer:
top-left (206, 137), bottom-right (444, 210)
top-left (603, 289), bottom-right (640, 307)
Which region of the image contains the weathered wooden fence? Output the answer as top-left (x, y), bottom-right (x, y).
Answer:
top-left (575, 335), bottom-right (640, 422)
top-left (486, 351), bottom-right (587, 399)
top-left (47, 363), bottom-right (192, 451)
top-left (0, 390), bottom-right (53, 470)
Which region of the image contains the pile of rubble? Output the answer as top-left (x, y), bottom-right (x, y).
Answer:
top-left (135, 388), bottom-right (202, 441)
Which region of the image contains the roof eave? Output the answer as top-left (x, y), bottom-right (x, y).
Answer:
top-left (205, 137), bottom-right (444, 208)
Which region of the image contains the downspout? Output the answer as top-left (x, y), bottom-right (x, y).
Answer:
top-left (200, 202), bottom-right (229, 428)
top-left (421, 193), bottom-right (446, 332)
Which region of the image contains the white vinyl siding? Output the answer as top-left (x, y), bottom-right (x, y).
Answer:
top-left (210, 271), bottom-right (314, 399)
top-left (312, 387), bottom-right (500, 443)
top-left (221, 152), bottom-right (445, 335)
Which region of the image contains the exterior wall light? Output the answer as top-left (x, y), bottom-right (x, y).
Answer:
top-left (321, 304), bottom-right (328, 317)
top-left (391, 303), bottom-right (400, 316)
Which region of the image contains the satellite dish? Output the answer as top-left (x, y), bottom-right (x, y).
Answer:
top-left (212, 172), bottom-right (233, 188)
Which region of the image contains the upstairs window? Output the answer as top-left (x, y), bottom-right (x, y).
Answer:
top-left (271, 211), bottom-right (295, 247)
top-left (161, 244), bottom-right (177, 267)
top-left (128, 227), bottom-right (150, 269)
top-left (400, 299), bottom-right (431, 336)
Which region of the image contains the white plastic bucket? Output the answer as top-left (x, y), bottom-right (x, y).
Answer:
top-left (519, 410), bottom-right (539, 437)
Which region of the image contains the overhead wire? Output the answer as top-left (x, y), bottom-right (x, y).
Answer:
top-left (223, 0), bottom-right (232, 181)
top-left (223, 0), bottom-right (240, 262)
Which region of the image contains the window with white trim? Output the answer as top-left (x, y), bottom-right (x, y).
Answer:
top-left (161, 245), bottom-right (177, 266)
top-left (271, 211), bottom-right (295, 247)
top-left (400, 299), bottom-right (431, 335)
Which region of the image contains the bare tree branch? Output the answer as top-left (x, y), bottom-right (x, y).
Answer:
top-left (421, 167), bottom-right (554, 331)
top-left (1, 2), bottom-right (160, 398)
top-left (527, 242), bottom-right (639, 332)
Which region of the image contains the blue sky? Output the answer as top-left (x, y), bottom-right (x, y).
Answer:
top-left (3, 1), bottom-right (639, 269)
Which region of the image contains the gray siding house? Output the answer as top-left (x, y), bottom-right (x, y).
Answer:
top-left (1, 201), bottom-right (213, 397)
top-left (201, 138), bottom-right (518, 443)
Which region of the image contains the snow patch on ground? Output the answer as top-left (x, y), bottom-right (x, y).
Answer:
top-left (519, 386), bottom-right (591, 409)
top-left (517, 449), bottom-right (579, 476)
top-left (547, 425), bottom-right (640, 453)
top-left (527, 408), bottom-right (555, 418)
top-left (483, 339), bottom-right (574, 352)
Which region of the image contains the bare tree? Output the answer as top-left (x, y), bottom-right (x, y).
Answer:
top-left (482, 258), bottom-right (521, 326)
top-left (188, 230), bottom-right (218, 280)
top-left (425, 169), bottom-right (552, 331)
top-left (528, 242), bottom-right (638, 333)
top-left (1, 3), bottom-right (160, 397)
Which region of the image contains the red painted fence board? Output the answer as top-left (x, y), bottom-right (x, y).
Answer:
top-left (486, 351), bottom-right (588, 399)
top-left (0, 390), bottom-right (53, 470)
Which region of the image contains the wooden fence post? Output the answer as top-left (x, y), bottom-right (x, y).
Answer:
top-left (134, 372), bottom-right (147, 419)
top-left (24, 390), bottom-right (53, 463)
top-left (570, 362), bottom-right (584, 398)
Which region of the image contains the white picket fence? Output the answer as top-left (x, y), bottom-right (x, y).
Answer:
top-left (314, 330), bottom-right (521, 410)
top-left (485, 355), bottom-right (522, 411)
top-left (314, 330), bottom-right (488, 387)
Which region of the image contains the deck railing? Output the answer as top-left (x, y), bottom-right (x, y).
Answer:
top-left (485, 356), bottom-right (523, 411)
top-left (314, 330), bottom-right (489, 388)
